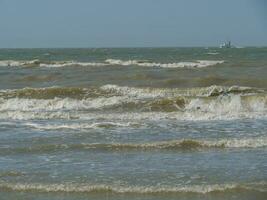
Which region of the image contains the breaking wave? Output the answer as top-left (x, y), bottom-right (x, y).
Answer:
top-left (206, 52), bottom-right (219, 55)
top-left (2, 137), bottom-right (266, 154)
top-left (0, 59), bottom-right (224, 68)
top-left (24, 121), bottom-right (134, 130)
top-left (0, 182), bottom-right (265, 194)
top-left (0, 85), bottom-right (264, 101)
top-left (0, 85), bottom-right (266, 120)
top-left (1, 85), bottom-right (263, 100)
top-left (105, 59), bottom-right (224, 68)
top-left (0, 60), bottom-right (41, 67)
top-left (0, 60), bottom-right (107, 68)
top-left (100, 84), bottom-right (264, 98)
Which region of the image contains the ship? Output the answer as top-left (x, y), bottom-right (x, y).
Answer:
top-left (220, 41), bottom-right (234, 48)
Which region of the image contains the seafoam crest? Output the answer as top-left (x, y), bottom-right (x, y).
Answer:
top-left (0, 59), bottom-right (224, 68)
top-left (105, 59), bottom-right (224, 68)
top-left (0, 85), bottom-right (266, 121)
top-left (0, 182), bottom-right (265, 194)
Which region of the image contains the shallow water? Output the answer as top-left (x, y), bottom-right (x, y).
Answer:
top-left (0, 48), bottom-right (266, 199)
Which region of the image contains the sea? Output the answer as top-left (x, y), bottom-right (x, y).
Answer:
top-left (0, 47), bottom-right (266, 200)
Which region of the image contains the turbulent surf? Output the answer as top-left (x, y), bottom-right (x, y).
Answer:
top-left (0, 48), bottom-right (266, 200)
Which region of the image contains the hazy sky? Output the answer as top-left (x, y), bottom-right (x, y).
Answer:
top-left (0, 0), bottom-right (266, 48)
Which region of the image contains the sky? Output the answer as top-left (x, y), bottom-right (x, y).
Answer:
top-left (0, 0), bottom-right (266, 48)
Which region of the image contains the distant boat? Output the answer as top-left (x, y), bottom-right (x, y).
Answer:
top-left (220, 41), bottom-right (235, 48)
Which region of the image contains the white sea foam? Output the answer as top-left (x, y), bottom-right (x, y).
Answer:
top-left (39, 62), bottom-right (108, 68)
top-left (100, 84), bottom-right (264, 98)
top-left (0, 85), bottom-right (263, 100)
top-left (24, 121), bottom-right (133, 130)
top-left (0, 182), bottom-right (265, 194)
top-left (0, 96), bottom-right (130, 112)
top-left (0, 59), bottom-right (224, 68)
top-left (0, 60), bottom-right (40, 67)
top-left (184, 94), bottom-right (267, 118)
top-left (210, 137), bottom-right (267, 148)
top-left (0, 96), bottom-right (266, 121)
top-left (206, 52), bottom-right (219, 55)
top-left (0, 60), bottom-right (108, 67)
top-left (107, 137), bottom-right (267, 149)
top-left (0, 86), bottom-right (265, 121)
top-left (105, 59), bottom-right (224, 68)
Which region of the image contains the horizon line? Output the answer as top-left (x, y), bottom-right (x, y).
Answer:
top-left (0, 45), bottom-right (266, 49)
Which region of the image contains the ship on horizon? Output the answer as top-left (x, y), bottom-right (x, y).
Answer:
top-left (220, 40), bottom-right (235, 48)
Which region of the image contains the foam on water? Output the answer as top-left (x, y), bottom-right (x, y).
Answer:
top-left (0, 182), bottom-right (265, 194)
top-left (105, 59), bottom-right (224, 68)
top-left (0, 60), bottom-right (108, 67)
top-left (1, 49), bottom-right (266, 200)
top-left (0, 96), bottom-right (266, 121)
top-left (0, 85), bottom-right (263, 100)
top-left (0, 85), bottom-right (266, 121)
top-left (100, 84), bottom-right (264, 98)
top-left (0, 96), bottom-right (129, 111)
top-left (0, 60), bottom-right (40, 67)
top-left (24, 121), bottom-right (133, 130)
top-left (0, 59), bottom-right (224, 68)
top-left (206, 52), bottom-right (219, 55)
top-left (39, 61), bottom-right (108, 68)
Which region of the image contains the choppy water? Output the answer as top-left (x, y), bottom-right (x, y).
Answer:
top-left (0, 48), bottom-right (266, 200)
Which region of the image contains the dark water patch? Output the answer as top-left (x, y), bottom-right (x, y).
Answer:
top-left (196, 75), bottom-right (227, 87)
top-left (162, 79), bottom-right (190, 87)
top-left (15, 75), bottom-right (59, 83)
top-left (0, 171), bottom-right (25, 178)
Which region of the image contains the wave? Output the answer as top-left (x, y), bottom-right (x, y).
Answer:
top-left (0, 85), bottom-right (266, 120)
top-left (0, 98), bottom-right (266, 120)
top-left (206, 52), bottom-right (219, 55)
top-left (0, 60), bottom-right (41, 67)
top-left (105, 59), bottom-right (224, 68)
top-left (2, 137), bottom-right (266, 154)
top-left (0, 87), bottom-right (116, 99)
top-left (100, 84), bottom-right (264, 98)
top-left (2, 110), bottom-right (266, 121)
top-left (0, 182), bottom-right (265, 194)
top-left (0, 59), bottom-right (224, 68)
top-left (0, 96), bottom-right (130, 112)
top-left (0, 93), bottom-right (266, 114)
top-left (0, 60), bottom-right (107, 67)
top-left (1, 85), bottom-right (263, 100)
top-left (39, 61), bottom-right (108, 68)
top-left (24, 121), bottom-right (134, 130)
